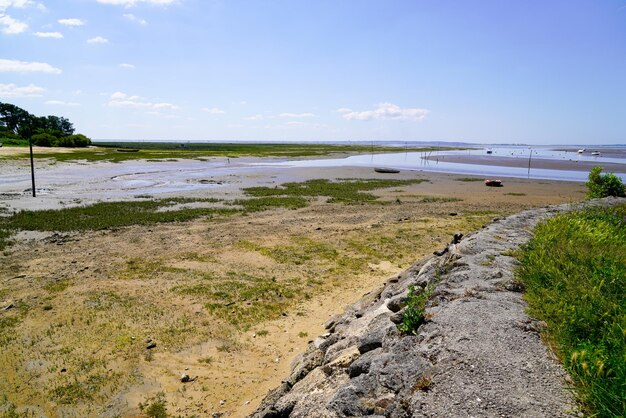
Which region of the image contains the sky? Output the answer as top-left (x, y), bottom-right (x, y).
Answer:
top-left (1, 0), bottom-right (625, 144)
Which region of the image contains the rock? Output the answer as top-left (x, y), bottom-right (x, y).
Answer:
top-left (358, 333), bottom-right (384, 354)
top-left (348, 348), bottom-right (381, 378)
top-left (287, 349), bottom-right (324, 386)
top-left (386, 292), bottom-right (408, 313)
top-left (389, 308), bottom-right (406, 324)
top-left (146, 342), bottom-right (157, 349)
top-left (181, 373), bottom-right (190, 382)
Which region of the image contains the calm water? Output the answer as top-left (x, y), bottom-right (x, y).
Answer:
top-left (256, 146), bottom-right (626, 182)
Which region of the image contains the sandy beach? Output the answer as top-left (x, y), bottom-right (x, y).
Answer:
top-left (0, 149), bottom-right (587, 417)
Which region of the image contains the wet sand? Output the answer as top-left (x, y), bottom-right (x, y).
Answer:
top-left (425, 154), bottom-right (626, 173)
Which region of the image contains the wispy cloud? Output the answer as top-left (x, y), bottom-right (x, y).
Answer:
top-left (0, 58), bottom-right (62, 73)
top-left (245, 114), bottom-right (265, 121)
top-left (279, 112), bottom-right (316, 118)
top-left (0, 14), bottom-right (27, 34)
top-left (87, 36), bottom-right (108, 44)
top-left (58, 18), bottom-right (85, 26)
top-left (45, 100), bottom-right (80, 106)
top-left (123, 13), bottom-right (147, 25)
top-left (97, 0), bottom-right (177, 6)
top-left (201, 107), bottom-right (225, 115)
top-left (108, 91), bottom-right (179, 110)
top-left (118, 63), bottom-right (135, 69)
top-left (338, 103), bottom-right (430, 121)
top-left (0, 83), bottom-right (45, 98)
top-left (34, 31), bottom-right (63, 38)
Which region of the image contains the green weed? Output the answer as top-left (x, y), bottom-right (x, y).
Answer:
top-left (398, 285), bottom-right (433, 335)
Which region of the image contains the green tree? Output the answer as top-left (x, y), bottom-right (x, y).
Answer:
top-left (586, 166), bottom-right (626, 199)
top-left (0, 102), bottom-right (32, 135)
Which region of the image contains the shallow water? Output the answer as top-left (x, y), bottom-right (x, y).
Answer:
top-left (255, 146), bottom-right (626, 182)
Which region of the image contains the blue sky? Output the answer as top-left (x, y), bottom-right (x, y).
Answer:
top-left (1, 0), bottom-right (625, 144)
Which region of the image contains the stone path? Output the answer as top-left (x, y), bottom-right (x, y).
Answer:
top-left (251, 198), bottom-right (625, 417)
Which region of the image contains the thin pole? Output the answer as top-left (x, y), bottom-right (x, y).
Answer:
top-left (527, 148), bottom-right (532, 177)
top-left (29, 137), bottom-right (36, 197)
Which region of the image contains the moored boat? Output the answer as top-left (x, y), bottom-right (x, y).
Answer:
top-left (484, 179), bottom-right (503, 187)
top-left (374, 167), bottom-right (400, 174)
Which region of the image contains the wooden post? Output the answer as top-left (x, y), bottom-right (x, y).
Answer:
top-left (29, 137), bottom-right (36, 197)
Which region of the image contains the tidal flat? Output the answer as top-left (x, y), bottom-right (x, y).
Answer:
top-left (0, 146), bottom-right (586, 417)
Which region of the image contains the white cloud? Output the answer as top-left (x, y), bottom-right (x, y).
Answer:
top-left (123, 13), bottom-right (147, 25)
top-left (34, 31), bottom-right (63, 38)
top-left (0, 13), bottom-right (27, 34)
top-left (279, 112), bottom-right (316, 119)
top-left (118, 63), bottom-right (135, 69)
top-left (285, 121), bottom-right (306, 127)
top-left (0, 82), bottom-right (44, 98)
top-left (58, 18), bottom-right (85, 26)
top-left (245, 114), bottom-right (264, 121)
top-left (97, 0), bottom-right (177, 6)
top-left (338, 103), bottom-right (430, 121)
top-left (201, 107), bottom-right (225, 115)
top-left (153, 102), bottom-right (179, 110)
top-left (0, 1), bottom-right (32, 8)
top-left (45, 100), bottom-right (80, 106)
top-left (108, 91), bottom-right (179, 110)
top-left (87, 36), bottom-right (108, 44)
top-left (0, 58), bottom-right (61, 73)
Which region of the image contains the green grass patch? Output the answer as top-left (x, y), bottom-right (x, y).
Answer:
top-left (517, 205), bottom-right (626, 417)
top-left (504, 192), bottom-right (527, 196)
top-left (454, 177), bottom-right (483, 182)
top-left (0, 198), bottom-right (238, 248)
top-left (233, 196), bottom-right (308, 212)
top-left (418, 196), bottom-right (463, 203)
top-left (173, 274), bottom-right (302, 329)
top-left (43, 279), bottom-right (72, 293)
top-left (243, 178), bottom-right (427, 204)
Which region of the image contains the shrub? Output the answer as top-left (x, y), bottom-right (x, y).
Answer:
top-left (32, 133), bottom-right (56, 147)
top-left (586, 166), bottom-right (625, 199)
top-left (67, 134), bottom-right (91, 147)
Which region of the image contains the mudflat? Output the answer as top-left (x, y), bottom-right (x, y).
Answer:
top-left (426, 153), bottom-right (626, 173)
top-left (0, 150), bottom-right (586, 417)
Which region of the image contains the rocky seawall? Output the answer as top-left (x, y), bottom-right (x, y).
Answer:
top-left (251, 198), bottom-right (625, 418)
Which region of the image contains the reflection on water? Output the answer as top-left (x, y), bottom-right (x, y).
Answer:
top-left (256, 146), bottom-right (626, 182)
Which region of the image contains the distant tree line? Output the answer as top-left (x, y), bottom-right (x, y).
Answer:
top-left (0, 102), bottom-right (91, 148)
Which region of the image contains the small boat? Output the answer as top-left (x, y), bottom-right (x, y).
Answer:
top-left (374, 167), bottom-right (400, 174)
top-left (116, 148), bottom-right (140, 153)
top-left (486, 149), bottom-right (493, 154)
top-left (484, 179), bottom-right (503, 187)
top-left (577, 149), bottom-right (585, 153)
top-left (591, 151), bottom-right (600, 156)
